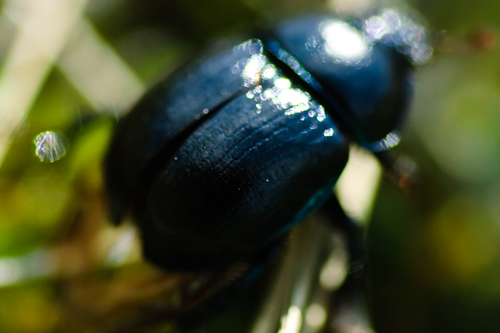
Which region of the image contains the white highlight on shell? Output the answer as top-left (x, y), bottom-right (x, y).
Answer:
top-left (321, 20), bottom-right (371, 64)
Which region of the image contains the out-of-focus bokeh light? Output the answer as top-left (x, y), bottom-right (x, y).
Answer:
top-left (413, 52), bottom-right (500, 183)
top-left (337, 147), bottom-right (382, 224)
top-left (305, 303), bottom-right (327, 328)
top-left (278, 306), bottom-right (302, 333)
top-left (416, 194), bottom-right (500, 289)
top-left (33, 131), bottom-right (68, 163)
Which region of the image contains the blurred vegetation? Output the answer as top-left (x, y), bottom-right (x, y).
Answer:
top-left (0, 0), bottom-right (499, 332)
top-left (369, 0), bottom-right (500, 332)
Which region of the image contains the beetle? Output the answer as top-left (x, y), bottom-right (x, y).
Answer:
top-left (104, 8), bottom-right (431, 274)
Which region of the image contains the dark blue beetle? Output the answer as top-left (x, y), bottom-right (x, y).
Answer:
top-left (104, 8), bottom-right (431, 272)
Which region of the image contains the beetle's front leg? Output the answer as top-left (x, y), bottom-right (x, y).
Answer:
top-left (375, 150), bottom-right (419, 192)
top-left (321, 195), bottom-right (366, 278)
top-left (319, 195), bottom-right (371, 332)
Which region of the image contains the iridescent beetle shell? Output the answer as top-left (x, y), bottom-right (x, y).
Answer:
top-left (104, 8), bottom-right (431, 271)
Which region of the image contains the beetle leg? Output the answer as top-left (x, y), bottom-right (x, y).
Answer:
top-left (321, 195), bottom-right (365, 277)
top-left (375, 150), bottom-right (419, 192)
top-left (320, 195), bottom-right (372, 331)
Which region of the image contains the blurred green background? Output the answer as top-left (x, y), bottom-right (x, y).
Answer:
top-left (0, 0), bottom-right (499, 332)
